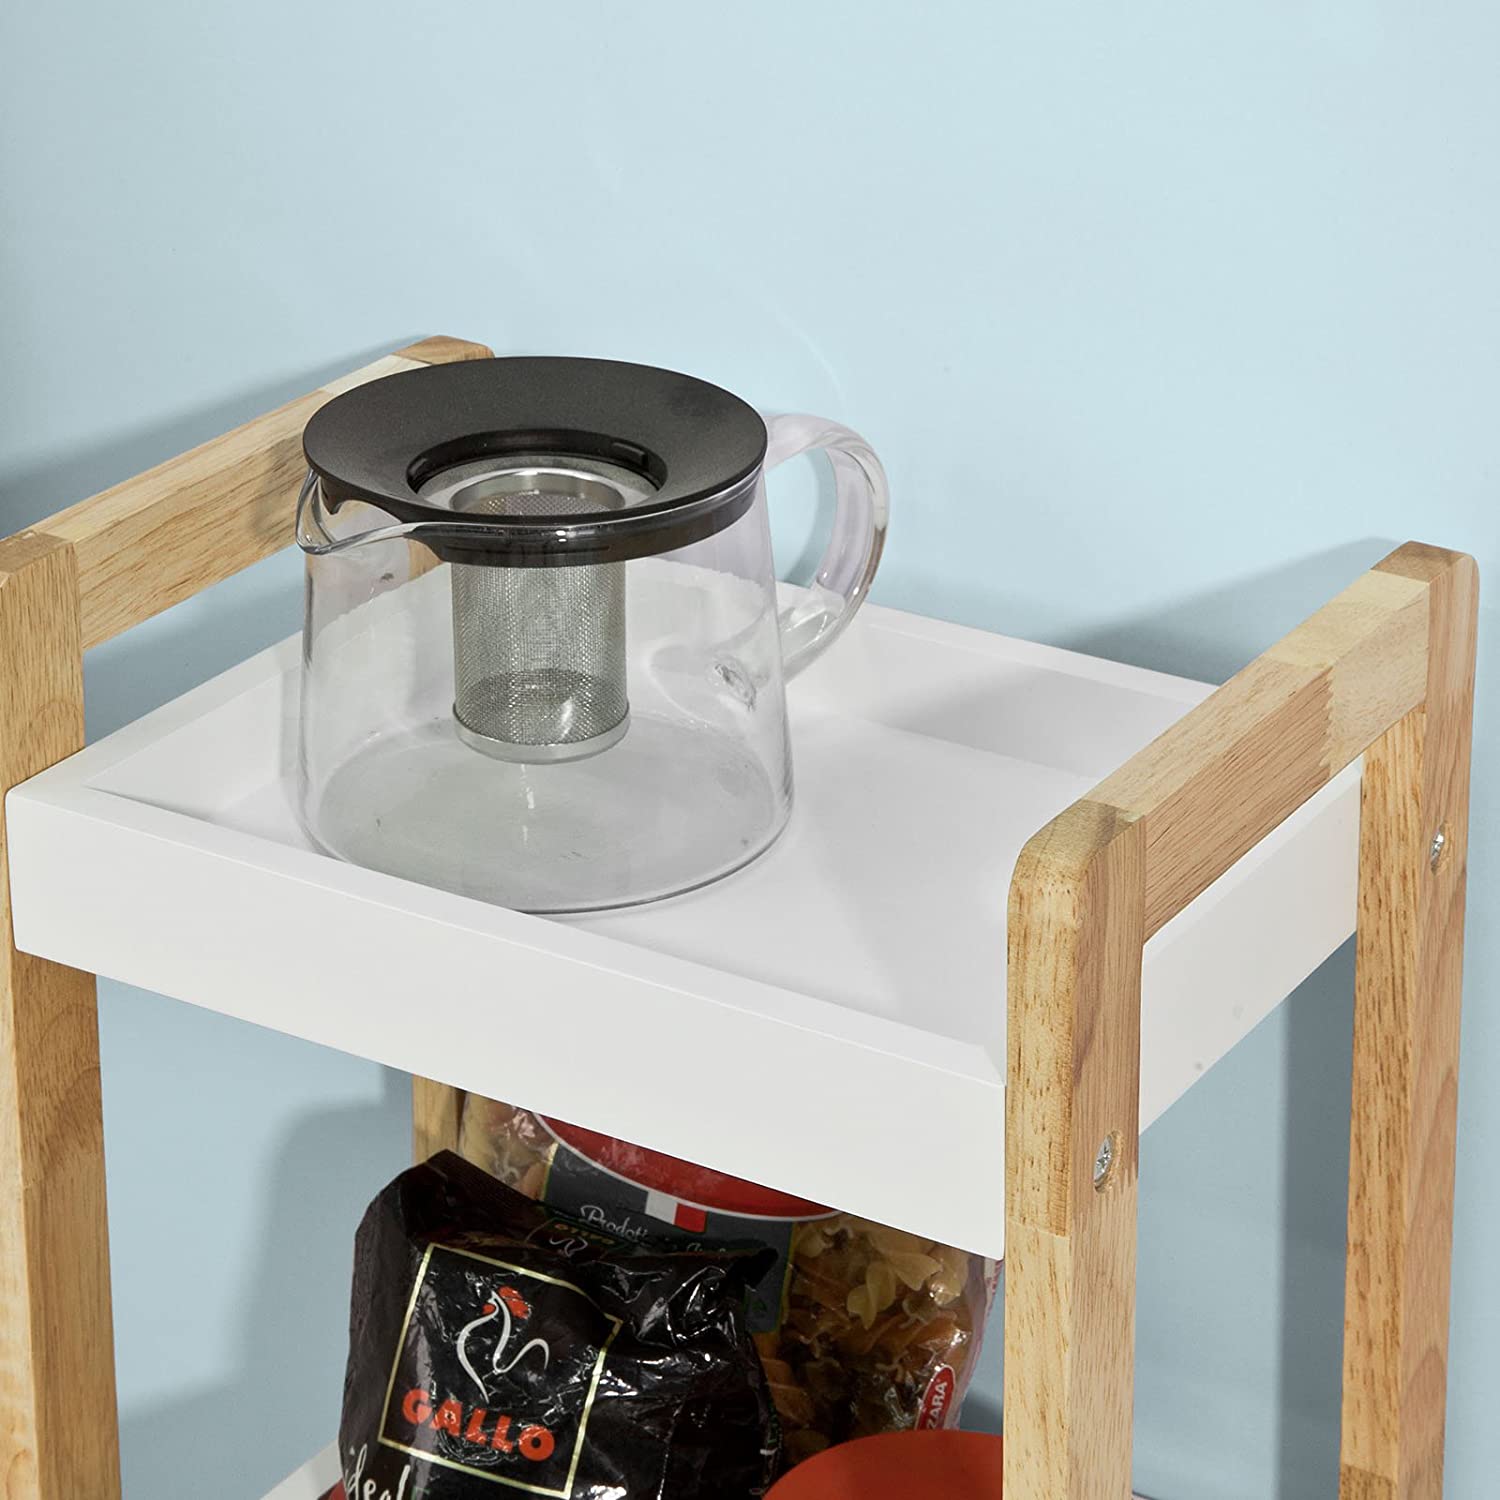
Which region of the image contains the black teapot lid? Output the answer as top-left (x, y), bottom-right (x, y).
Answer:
top-left (302, 356), bottom-right (768, 566)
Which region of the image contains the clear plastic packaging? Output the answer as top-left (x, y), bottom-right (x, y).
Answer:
top-left (459, 1095), bottom-right (998, 1468)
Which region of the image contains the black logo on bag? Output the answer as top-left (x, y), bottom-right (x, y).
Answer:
top-left (379, 1244), bottom-right (620, 1496)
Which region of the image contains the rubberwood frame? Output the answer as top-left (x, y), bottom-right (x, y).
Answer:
top-left (0, 338), bottom-right (1476, 1500)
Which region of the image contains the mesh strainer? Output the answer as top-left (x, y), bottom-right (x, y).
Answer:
top-left (443, 469), bottom-right (631, 761)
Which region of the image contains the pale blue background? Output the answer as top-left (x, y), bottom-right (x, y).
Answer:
top-left (2, 3), bottom-right (1496, 1496)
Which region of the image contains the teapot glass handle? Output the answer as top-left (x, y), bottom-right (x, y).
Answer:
top-left (764, 413), bottom-right (889, 679)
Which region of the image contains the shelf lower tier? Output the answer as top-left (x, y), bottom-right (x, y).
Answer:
top-left (261, 1444), bottom-right (338, 1499)
top-left (255, 1441), bottom-right (1155, 1498)
top-left (6, 597), bottom-right (1358, 1255)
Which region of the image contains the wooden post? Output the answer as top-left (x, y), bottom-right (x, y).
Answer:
top-left (1004, 802), bottom-right (1144, 1497)
top-left (0, 533), bottom-right (121, 1500)
top-left (1339, 548), bottom-right (1478, 1499)
top-left (414, 1080), bottom-right (465, 1160)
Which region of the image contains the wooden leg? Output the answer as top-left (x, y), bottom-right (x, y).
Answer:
top-left (1340, 549), bottom-right (1478, 1499)
top-left (0, 534), bottom-right (121, 1500)
top-left (1004, 800), bottom-right (1145, 1500)
top-left (414, 1078), bottom-right (465, 1160)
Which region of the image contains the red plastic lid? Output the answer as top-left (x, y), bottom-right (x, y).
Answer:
top-left (768, 1431), bottom-right (1003, 1499)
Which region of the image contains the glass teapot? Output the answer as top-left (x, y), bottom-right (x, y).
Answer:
top-left (296, 356), bottom-right (888, 913)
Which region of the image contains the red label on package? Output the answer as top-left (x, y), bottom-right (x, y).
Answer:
top-left (917, 1366), bottom-right (957, 1430)
top-left (540, 1118), bottom-right (828, 1219)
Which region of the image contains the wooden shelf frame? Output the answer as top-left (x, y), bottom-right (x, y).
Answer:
top-left (0, 339), bottom-right (1476, 1500)
top-left (1003, 544), bottom-right (1477, 1499)
top-left (0, 336), bottom-right (490, 1500)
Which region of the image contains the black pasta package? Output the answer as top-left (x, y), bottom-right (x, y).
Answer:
top-left (337, 1152), bottom-right (782, 1499)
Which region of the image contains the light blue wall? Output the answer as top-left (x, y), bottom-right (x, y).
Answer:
top-left (2, 3), bottom-right (1495, 1496)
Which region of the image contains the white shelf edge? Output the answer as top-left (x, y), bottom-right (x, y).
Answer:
top-left (260, 1443), bottom-right (337, 1500)
top-left (5, 600), bottom-right (1359, 1257)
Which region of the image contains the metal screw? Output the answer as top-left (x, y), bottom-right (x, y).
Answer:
top-left (1430, 826), bottom-right (1448, 872)
top-left (1093, 1134), bottom-right (1116, 1191)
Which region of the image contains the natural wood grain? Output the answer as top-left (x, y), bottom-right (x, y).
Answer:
top-left (396, 335), bottom-right (494, 366)
top-left (1093, 565), bottom-right (1428, 935)
top-left (39, 339), bottom-right (494, 649)
top-left (1339, 550), bottom-right (1477, 1500)
top-left (414, 1078), bottom-right (466, 1161)
top-left (0, 533), bottom-right (121, 1500)
top-left (1004, 541), bottom-right (1476, 1500)
top-left (46, 386), bottom-right (330, 649)
top-left (1004, 801), bottom-right (1144, 1500)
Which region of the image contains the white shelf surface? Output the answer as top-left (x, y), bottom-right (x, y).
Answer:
top-left (6, 600), bottom-right (1358, 1256)
top-left (261, 1444), bottom-right (337, 1499)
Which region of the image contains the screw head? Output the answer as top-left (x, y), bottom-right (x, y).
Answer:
top-left (1093, 1134), bottom-right (1116, 1191)
top-left (1430, 827), bottom-right (1448, 872)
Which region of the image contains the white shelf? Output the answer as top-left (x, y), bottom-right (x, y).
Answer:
top-left (260, 1444), bottom-right (337, 1499)
top-left (6, 600), bottom-right (1357, 1256)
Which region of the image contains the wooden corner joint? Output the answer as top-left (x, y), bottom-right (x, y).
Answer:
top-left (0, 335), bottom-right (499, 652)
top-left (396, 336), bottom-right (495, 364)
top-left (1373, 539), bottom-right (1481, 701)
top-left (1009, 798), bottom-right (1141, 904)
top-left (0, 529), bottom-right (77, 582)
top-left (1375, 539), bottom-right (1479, 589)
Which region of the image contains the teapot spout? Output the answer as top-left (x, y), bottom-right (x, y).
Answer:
top-left (295, 471), bottom-right (425, 556)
